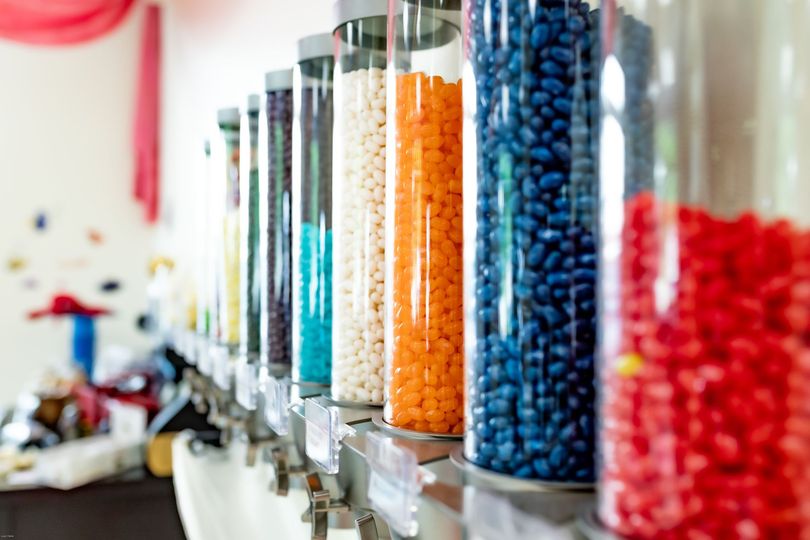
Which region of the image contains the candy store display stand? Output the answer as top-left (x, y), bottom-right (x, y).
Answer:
top-left (182, 339), bottom-right (593, 540)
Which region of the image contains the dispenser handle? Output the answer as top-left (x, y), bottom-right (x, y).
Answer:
top-left (355, 514), bottom-right (380, 540)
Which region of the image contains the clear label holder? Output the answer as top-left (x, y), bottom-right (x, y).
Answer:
top-left (366, 431), bottom-right (436, 538)
top-left (265, 376), bottom-right (292, 436)
top-left (235, 358), bottom-right (259, 410)
top-left (198, 340), bottom-right (213, 375)
top-left (304, 399), bottom-right (356, 475)
top-left (212, 345), bottom-right (232, 390)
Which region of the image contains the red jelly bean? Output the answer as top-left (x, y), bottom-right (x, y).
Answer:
top-left (600, 192), bottom-right (810, 539)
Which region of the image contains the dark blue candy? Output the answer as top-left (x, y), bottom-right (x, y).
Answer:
top-left (539, 171), bottom-right (565, 189)
top-left (530, 24), bottom-right (550, 48)
top-left (467, 0), bottom-right (599, 483)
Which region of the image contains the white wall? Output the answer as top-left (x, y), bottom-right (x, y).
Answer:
top-left (159, 0), bottom-right (332, 269)
top-left (0, 6), bottom-right (154, 401)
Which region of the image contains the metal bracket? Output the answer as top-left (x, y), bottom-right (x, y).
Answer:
top-left (265, 446), bottom-right (307, 496)
top-left (246, 441), bottom-right (259, 467)
top-left (355, 514), bottom-right (380, 540)
top-left (303, 473), bottom-right (351, 540)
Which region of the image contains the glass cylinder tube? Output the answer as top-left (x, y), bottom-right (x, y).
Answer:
top-left (216, 108), bottom-right (241, 351)
top-left (195, 140), bottom-right (212, 359)
top-left (240, 95), bottom-right (261, 363)
top-left (463, 1), bottom-right (600, 481)
top-left (599, 1), bottom-right (810, 537)
top-left (384, 0), bottom-right (465, 435)
top-left (331, 0), bottom-right (388, 404)
top-left (292, 34), bottom-right (335, 385)
top-left (259, 69), bottom-right (294, 371)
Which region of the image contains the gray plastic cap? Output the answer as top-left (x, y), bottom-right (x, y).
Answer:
top-left (217, 107), bottom-right (240, 127)
top-left (396, 0), bottom-right (462, 29)
top-left (264, 68), bottom-right (293, 91)
top-left (332, 0), bottom-right (388, 32)
top-left (405, 0), bottom-right (460, 9)
top-left (243, 94), bottom-right (261, 113)
top-left (296, 32), bottom-right (334, 63)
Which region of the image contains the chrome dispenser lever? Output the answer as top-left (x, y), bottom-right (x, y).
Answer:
top-left (303, 473), bottom-right (351, 540)
top-left (355, 514), bottom-right (379, 540)
top-left (266, 446), bottom-right (307, 496)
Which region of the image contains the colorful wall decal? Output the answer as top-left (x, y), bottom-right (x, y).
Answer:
top-left (22, 277), bottom-right (38, 290)
top-left (87, 229), bottom-right (104, 245)
top-left (100, 279), bottom-right (121, 293)
top-left (59, 258), bottom-right (90, 269)
top-left (34, 211), bottom-right (48, 231)
top-left (7, 257), bottom-right (27, 272)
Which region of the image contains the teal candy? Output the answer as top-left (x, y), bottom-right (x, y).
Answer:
top-left (297, 223), bottom-right (332, 383)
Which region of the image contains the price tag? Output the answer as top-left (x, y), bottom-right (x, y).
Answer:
top-left (366, 431), bottom-right (435, 538)
top-left (304, 399), bottom-right (356, 474)
top-left (265, 377), bottom-right (291, 436)
top-left (212, 346), bottom-right (232, 390)
top-left (235, 357), bottom-right (259, 411)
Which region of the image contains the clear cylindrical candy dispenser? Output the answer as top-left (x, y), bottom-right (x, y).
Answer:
top-left (463, 1), bottom-right (599, 482)
top-left (240, 95), bottom-right (261, 364)
top-left (598, 1), bottom-right (810, 537)
top-left (259, 69), bottom-right (294, 371)
top-left (292, 33), bottom-right (335, 385)
top-left (194, 140), bottom-right (212, 364)
top-left (384, 0), bottom-right (465, 435)
top-left (331, 0), bottom-right (388, 405)
top-left (217, 107), bottom-right (242, 352)
top-left (197, 112), bottom-right (229, 376)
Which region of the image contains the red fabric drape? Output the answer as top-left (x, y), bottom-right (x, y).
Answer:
top-left (0, 0), bottom-right (136, 45)
top-left (133, 4), bottom-right (160, 223)
top-left (0, 0), bottom-right (161, 224)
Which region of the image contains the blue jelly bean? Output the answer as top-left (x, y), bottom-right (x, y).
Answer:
top-left (548, 362), bottom-right (566, 378)
top-left (488, 417), bottom-right (510, 433)
top-left (541, 77), bottom-right (566, 95)
top-left (539, 171), bottom-right (565, 190)
top-left (573, 268), bottom-right (596, 283)
top-left (539, 229), bottom-right (563, 244)
top-left (527, 244), bottom-right (546, 267)
top-left (530, 24), bottom-right (550, 48)
top-left (533, 459), bottom-right (551, 478)
top-left (480, 443), bottom-right (497, 459)
top-left (498, 442), bottom-right (516, 461)
top-left (542, 251), bottom-right (562, 271)
top-left (552, 141), bottom-right (571, 161)
top-left (550, 46), bottom-right (574, 65)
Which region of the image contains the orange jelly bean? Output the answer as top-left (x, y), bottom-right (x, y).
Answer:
top-left (385, 72), bottom-right (464, 435)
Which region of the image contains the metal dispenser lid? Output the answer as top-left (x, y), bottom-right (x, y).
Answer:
top-left (333, 0), bottom-right (388, 70)
top-left (395, 0), bottom-right (462, 51)
top-left (296, 32), bottom-right (334, 63)
top-left (332, 0), bottom-right (388, 30)
top-left (405, 0), bottom-right (460, 9)
top-left (243, 94), bottom-right (260, 114)
top-left (264, 68), bottom-right (293, 91)
top-left (217, 107), bottom-right (240, 128)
